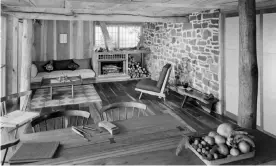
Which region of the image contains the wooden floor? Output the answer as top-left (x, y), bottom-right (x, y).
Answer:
top-left (93, 80), bottom-right (236, 132)
top-left (4, 80), bottom-right (276, 165)
top-left (27, 80), bottom-right (237, 133)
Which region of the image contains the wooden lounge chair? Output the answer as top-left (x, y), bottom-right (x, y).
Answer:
top-left (135, 63), bottom-right (172, 101)
top-left (1, 139), bottom-right (20, 165)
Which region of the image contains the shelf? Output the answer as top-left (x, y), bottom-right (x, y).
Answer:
top-left (93, 49), bottom-right (150, 55)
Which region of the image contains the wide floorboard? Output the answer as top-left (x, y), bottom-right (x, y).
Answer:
top-left (94, 80), bottom-right (235, 132)
top-left (28, 80), bottom-right (235, 133)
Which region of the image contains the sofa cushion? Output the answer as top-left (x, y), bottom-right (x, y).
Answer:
top-left (73, 58), bottom-right (91, 69)
top-left (31, 69), bottom-right (96, 83)
top-left (156, 63), bottom-right (171, 89)
top-left (43, 60), bottom-right (54, 72)
top-left (136, 79), bottom-right (161, 93)
top-left (68, 61), bottom-right (79, 70)
top-left (31, 64), bottom-right (38, 78)
top-left (33, 61), bottom-right (48, 72)
top-left (53, 59), bottom-right (72, 70)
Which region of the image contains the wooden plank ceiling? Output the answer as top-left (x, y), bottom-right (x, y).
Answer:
top-left (1, 0), bottom-right (276, 22)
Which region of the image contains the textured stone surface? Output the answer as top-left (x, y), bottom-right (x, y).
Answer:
top-left (143, 9), bottom-right (220, 100)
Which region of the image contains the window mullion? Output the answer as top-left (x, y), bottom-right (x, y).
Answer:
top-left (117, 26), bottom-right (120, 48)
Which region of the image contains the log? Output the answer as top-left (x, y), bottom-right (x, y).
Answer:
top-left (20, 19), bottom-right (33, 110)
top-left (238, 0), bottom-right (258, 129)
top-left (6, 15), bottom-right (18, 95)
top-left (2, 10), bottom-right (188, 23)
top-left (1, 16), bottom-right (7, 97)
top-left (218, 13), bottom-right (225, 115)
top-left (20, 20), bottom-right (33, 92)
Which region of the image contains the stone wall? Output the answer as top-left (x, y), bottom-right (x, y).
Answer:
top-left (143, 10), bottom-right (220, 100)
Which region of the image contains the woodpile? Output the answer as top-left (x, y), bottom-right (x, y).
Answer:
top-left (128, 56), bottom-right (150, 78)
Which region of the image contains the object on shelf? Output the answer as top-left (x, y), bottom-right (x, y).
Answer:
top-left (95, 47), bottom-right (107, 52)
top-left (183, 82), bottom-right (189, 89)
top-left (186, 87), bottom-right (192, 91)
top-left (204, 93), bottom-right (214, 100)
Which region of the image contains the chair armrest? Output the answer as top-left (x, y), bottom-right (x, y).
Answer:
top-left (1, 139), bottom-right (20, 150)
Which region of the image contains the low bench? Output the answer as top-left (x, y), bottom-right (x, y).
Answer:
top-left (171, 86), bottom-right (219, 113)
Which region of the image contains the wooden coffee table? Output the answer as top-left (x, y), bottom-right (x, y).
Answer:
top-left (41, 75), bottom-right (82, 100)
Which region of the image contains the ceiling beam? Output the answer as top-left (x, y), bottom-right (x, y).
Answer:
top-left (2, 6), bottom-right (187, 17)
top-left (2, 11), bottom-right (188, 23)
top-left (65, 0), bottom-right (218, 9)
top-left (1, 6), bottom-right (188, 22)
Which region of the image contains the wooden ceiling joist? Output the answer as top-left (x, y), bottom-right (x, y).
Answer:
top-left (2, 0), bottom-right (276, 21)
top-left (66, 0), bottom-right (218, 9)
top-left (2, 11), bottom-right (188, 23)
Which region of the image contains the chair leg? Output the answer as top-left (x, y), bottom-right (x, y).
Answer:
top-left (2, 148), bottom-right (8, 165)
top-left (139, 92), bottom-right (143, 100)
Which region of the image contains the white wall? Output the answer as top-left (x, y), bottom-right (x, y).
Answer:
top-left (225, 17), bottom-right (239, 116)
top-left (263, 13), bottom-right (276, 135)
top-left (224, 13), bottom-right (276, 136)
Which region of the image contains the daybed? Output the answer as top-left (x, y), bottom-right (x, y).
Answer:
top-left (31, 58), bottom-right (96, 83)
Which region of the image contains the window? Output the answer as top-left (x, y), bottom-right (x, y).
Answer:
top-left (95, 24), bottom-right (141, 49)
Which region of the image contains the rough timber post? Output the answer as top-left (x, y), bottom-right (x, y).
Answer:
top-left (238, 0), bottom-right (258, 129)
top-left (20, 19), bottom-right (33, 109)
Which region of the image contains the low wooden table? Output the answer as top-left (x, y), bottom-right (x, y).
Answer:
top-left (41, 76), bottom-right (82, 100)
top-left (173, 86), bottom-right (218, 113)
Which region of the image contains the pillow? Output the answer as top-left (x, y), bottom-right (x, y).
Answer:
top-left (31, 64), bottom-right (38, 78)
top-left (67, 60), bottom-right (79, 71)
top-left (156, 63), bottom-right (171, 89)
top-left (53, 59), bottom-right (72, 70)
top-left (33, 61), bottom-right (48, 72)
top-left (43, 60), bottom-right (54, 72)
top-left (73, 58), bottom-right (91, 69)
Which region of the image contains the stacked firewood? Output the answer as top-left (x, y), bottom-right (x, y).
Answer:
top-left (128, 56), bottom-right (150, 78)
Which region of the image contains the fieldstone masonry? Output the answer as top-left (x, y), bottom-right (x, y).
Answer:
top-left (143, 9), bottom-right (220, 104)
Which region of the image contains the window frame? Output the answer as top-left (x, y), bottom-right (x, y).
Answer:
top-left (93, 22), bottom-right (143, 49)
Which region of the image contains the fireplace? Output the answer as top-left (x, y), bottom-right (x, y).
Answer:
top-left (100, 61), bottom-right (123, 75)
top-left (93, 52), bottom-right (129, 78)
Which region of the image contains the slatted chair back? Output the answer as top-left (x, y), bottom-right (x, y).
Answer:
top-left (99, 102), bottom-right (148, 122)
top-left (1, 139), bottom-right (20, 165)
top-left (0, 90), bottom-right (32, 116)
top-left (30, 110), bottom-right (90, 133)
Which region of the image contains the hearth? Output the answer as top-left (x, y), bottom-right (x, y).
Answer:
top-left (101, 61), bottom-right (123, 75)
top-left (93, 52), bottom-right (128, 78)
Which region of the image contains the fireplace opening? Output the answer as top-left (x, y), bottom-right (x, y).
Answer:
top-left (101, 61), bottom-right (124, 75)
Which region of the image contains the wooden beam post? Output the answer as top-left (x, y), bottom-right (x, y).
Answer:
top-left (20, 19), bottom-right (33, 93)
top-left (6, 15), bottom-right (18, 95)
top-left (218, 12), bottom-right (226, 115)
top-left (238, 0), bottom-right (258, 129)
top-left (98, 21), bottom-right (115, 51)
top-left (258, 10), bottom-right (264, 129)
top-left (1, 16), bottom-right (7, 97)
